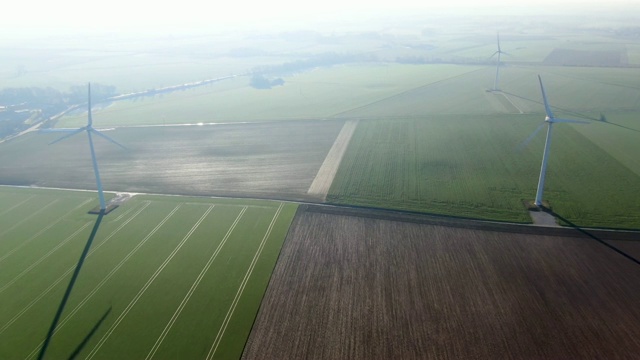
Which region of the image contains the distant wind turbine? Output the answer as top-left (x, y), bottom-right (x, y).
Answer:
top-left (489, 33), bottom-right (509, 91)
top-left (520, 75), bottom-right (589, 207)
top-left (46, 83), bottom-right (125, 212)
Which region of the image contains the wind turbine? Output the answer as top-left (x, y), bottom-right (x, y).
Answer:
top-left (521, 75), bottom-right (589, 207)
top-left (48, 83), bottom-right (125, 213)
top-left (489, 33), bottom-right (508, 91)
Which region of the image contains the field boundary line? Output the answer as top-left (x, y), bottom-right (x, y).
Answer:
top-left (110, 201), bottom-right (143, 222)
top-left (184, 202), bottom-right (222, 207)
top-left (1, 201), bottom-right (152, 339)
top-left (303, 204), bottom-right (640, 239)
top-left (0, 198), bottom-right (93, 264)
top-left (308, 120), bottom-right (359, 201)
top-left (0, 199), bottom-right (59, 239)
top-left (183, 202), bottom-right (273, 210)
top-left (145, 206), bottom-right (248, 360)
top-left (0, 194), bottom-right (35, 217)
top-left (206, 203), bottom-right (284, 359)
top-left (0, 221), bottom-right (92, 294)
top-left (329, 67), bottom-right (486, 118)
top-left (500, 92), bottom-right (524, 114)
top-left (86, 204), bottom-right (216, 360)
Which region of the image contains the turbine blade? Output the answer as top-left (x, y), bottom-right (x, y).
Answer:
top-left (553, 118), bottom-right (590, 124)
top-left (517, 122), bottom-right (546, 151)
top-left (497, 32), bottom-right (501, 52)
top-left (49, 128), bottom-right (85, 145)
top-left (40, 128), bottom-right (81, 133)
top-left (538, 75), bottom-right (554, 119)
top-left (90, 128), bottom-right (127, 150)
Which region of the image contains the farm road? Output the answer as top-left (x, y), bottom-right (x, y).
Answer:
top-left (243, 205), bottom-right (640, 359)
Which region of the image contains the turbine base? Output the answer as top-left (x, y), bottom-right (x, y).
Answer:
top-left (523, 200), bottom-right (551, 212)
top-left (88, 204), bottom-right (119, 215)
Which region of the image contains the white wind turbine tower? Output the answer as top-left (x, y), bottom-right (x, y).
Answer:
top-left (521, 75), bottom-right (589, 207)
top-left (489, 33), bottom-right (508, 91)
top-left (47, 83), bottom-right (125, 213)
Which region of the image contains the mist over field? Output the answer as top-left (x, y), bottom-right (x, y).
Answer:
top-left (1, 0), bottom-right (639, 228)
top-left (1, 2), bottom-right (640, 359)
top-left (1, 0), bottom-right (638, 92)
top-left (1, 0), bottom-right (637, 35)
top-left (0, 0), bottom-right (638, 220)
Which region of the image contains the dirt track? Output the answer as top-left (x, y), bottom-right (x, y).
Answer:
top-left (307, 119), bottom-right (359, 200)
top-left (243, 204), bottom-right (640, 359)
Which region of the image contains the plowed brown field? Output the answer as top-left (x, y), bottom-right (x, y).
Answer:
top-left (243, 205), bottom-right (640, 359)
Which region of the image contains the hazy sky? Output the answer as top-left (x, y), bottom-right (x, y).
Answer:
top-left (2, 0), bottom-right (621, 27)
top-left (2, 0), bottom-right (635, 35)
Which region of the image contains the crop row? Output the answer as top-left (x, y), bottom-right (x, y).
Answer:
top-left (0, 187), bottom-right (296, 359)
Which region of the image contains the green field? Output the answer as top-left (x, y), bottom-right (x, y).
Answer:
top-left (61, 62), bottom-right (640, 128)
top-left (327, 115), bottom-right (640, 229)
top-left (0, 186), bottom-right (296, 359)
top-left (333, 65), bottom-right (640, 118)
top-left (302, 60), bottom-right (640, 229)
top-left (572, 112), bottom-right (640, 178)
top-left (21, 61), bottom-right (640, 229)
top-left (4, 23), bottom-right (640, 231)
top-left (55, 64), bottom-right (481, 127)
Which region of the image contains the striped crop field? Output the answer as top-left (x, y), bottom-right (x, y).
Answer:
top-left (327, 115), bottom-right (640, 229)
top-left (0, 186), bottom-right (296, 359)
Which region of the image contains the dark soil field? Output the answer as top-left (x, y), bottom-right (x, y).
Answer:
top-left (243, 205), bottom-right (640, 359)
top-left (0, 120), bottom-right (344, 201)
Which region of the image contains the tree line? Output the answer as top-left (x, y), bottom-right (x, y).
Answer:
top-left (0, 84), bottom-right (117, 138)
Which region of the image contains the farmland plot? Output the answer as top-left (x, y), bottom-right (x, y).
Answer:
top-left (499, 66), bottom-right (640, 113)
top-left (55, 64), bottom-right (482, 128)
top-left (572, 112), bottom-right (640, 177)
top-left (543, 48), bottom-right (628, 67)
top-left (335, 67), bottom-right (501, 117)
top-left (0, 187), bottom-right (296, 359)
top-left (0, 120), bottom-right (344, 201)
top-left (327, 116), bottom-right (640, 229)
top-left (339, 65), bottom-right (640, 118)
top-left (243, 205), bottom-right (640, 359)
